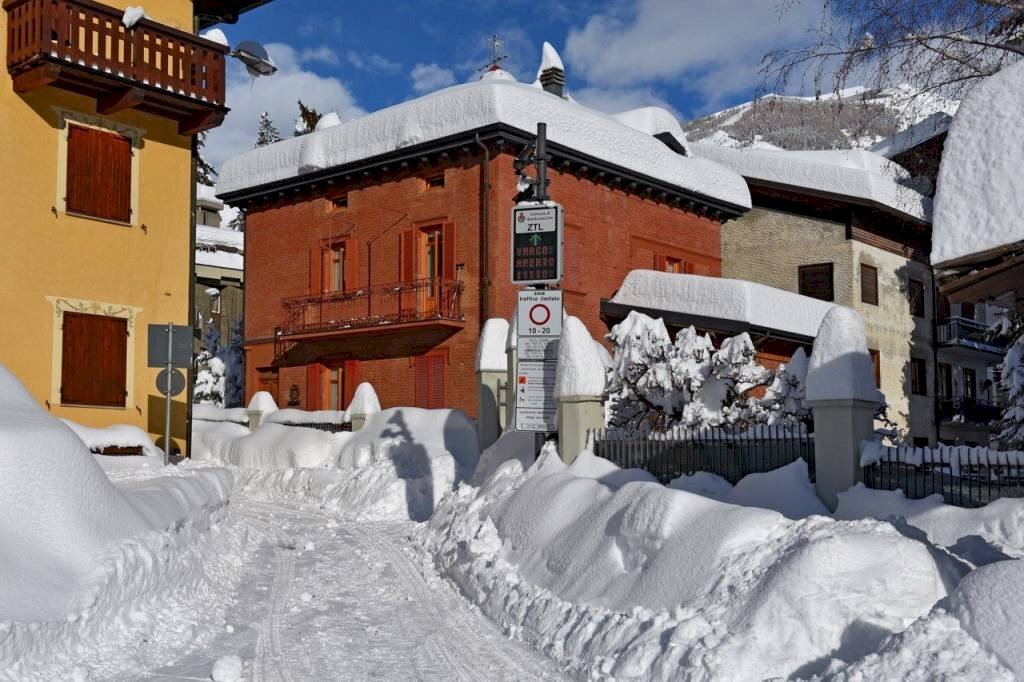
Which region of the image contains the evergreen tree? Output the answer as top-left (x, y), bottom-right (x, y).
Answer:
top-left (226, 208), bottom-right (245, 232)
top-left (294, 99), bottom-right (323, 136)
top-left (997, 315), bottom-right (1024, 449)
top-left (222, 317), bottom-right (245, 407)
top-left (256, 111), bottom-right (282, 147)
top-left (193, 322), bottom-right (225, 406)
top-left (196, 131), bottom-right (217, 187)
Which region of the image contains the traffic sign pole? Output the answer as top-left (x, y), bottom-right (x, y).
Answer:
top-left (164, 323), bottom-right (173, 465)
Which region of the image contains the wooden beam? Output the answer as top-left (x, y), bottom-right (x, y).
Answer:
top-left (97, 87), bottom-right (145, 115)
top-left (11, 63), bottom-right (61, 93)
top-left (178, 109), bottom-right (224, 136)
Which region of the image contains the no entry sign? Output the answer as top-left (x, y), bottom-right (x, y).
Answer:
top-left (510, 202), bottom-right (563, 286)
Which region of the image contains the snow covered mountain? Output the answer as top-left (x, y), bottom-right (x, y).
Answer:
top-left (684, 85), bottom-right (958, 151)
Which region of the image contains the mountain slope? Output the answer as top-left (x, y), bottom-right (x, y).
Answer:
top-left (684, 85), bottom-right (958, 151)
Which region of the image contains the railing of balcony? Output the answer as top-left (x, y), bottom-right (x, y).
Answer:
top-left (937, 316), bottom-right (1008, 354)
top-left (5, 0), bottom-right (227, 104)
top-left (938, 396), bottom-right (1003, 425)
top-left (278, 277), bottom-right (464, 338)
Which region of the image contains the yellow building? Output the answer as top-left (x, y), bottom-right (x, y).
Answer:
top-left (0, 0), bottom-right (266, 453)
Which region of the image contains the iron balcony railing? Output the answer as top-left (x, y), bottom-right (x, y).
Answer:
top-left (4, 0), bottom-right (227, 105)
top-left (938, 396), bottom-right (1002, 425)
top-left (937, 316), bottom-right (1008, 354)
top-left (278, 277), bottom-right (464, 338)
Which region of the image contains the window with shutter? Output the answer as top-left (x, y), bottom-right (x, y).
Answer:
top-left (908, 279), bottom-right (926, 318)
top-left (414, 353), bottom-right (446, 409)
top-left (869, 349), bottom-right (881, 388)
top-left (61, 312), bottom-right (127, 407)
top-left (798, 263), bottom-right (835, 302)
top-left (860, 264), bottom-right (878, 305)
top-left (911, 358), bottom-right (928, 396)
top-left (66, 124), bottom-right (132, 223)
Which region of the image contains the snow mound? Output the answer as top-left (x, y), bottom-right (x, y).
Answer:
top-left (247, 391), bottom-right (279, 413)
top-left (670, 459), bottom-right (827, 519)
top-left (932, 60), bottom-right (1024, 264)
top-left (611, 106), bottom-right (691, 154)
top-left (610, 270), bottom-right (836, 339)
top-left (224, 423), bottom-right (352, 469)
top-left (476, 318), bottom-right (510, 372)
top-left (537, 41), bottom-right (564, 75)
top-left (211, 654), bottom-right (243, 682)
top-left (694, 143), bottom-right (930, 222)
top-left (425, 445), bottom-right (949, 679)
top-left (191, 419), bottom-right (250, 462)
top-left (219, 79), bottom-right (750, 210)
top-left (315, 111), bottom-right (342, 131)
top-left (121, 6), bottom-right (145, 28)
top-left (948, 559), bottom-right (1024, 676)
top-left (345, 382), bottom-right (381, 417)
top-left (806, 306), bottom-right (884, 403)
top-left (61, 419), bottom-right (162, 458)
top-left (554, 316), bottom-right (605, 397)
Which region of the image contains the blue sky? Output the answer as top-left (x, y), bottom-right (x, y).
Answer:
top-left (204, 0), bottom-right (826, 169)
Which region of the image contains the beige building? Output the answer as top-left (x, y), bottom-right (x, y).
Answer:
top-left (697, 146), bottom-right (937, 444)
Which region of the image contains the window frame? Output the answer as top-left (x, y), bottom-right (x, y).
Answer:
top-left (910, 357), bottom-right (928, 396)
top-left (860, 263), bottom-right (879, 306)
top-left (868, 349), bottom-right (881, 388)
top-left (908, 278), bottom-right (926, 318)
top-left (798, 263), bottom-right (835, 302)
top-left (423, 171), bottom-right (445, 190)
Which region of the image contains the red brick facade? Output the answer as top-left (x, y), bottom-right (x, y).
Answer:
top-left (243, 147), bottom-right (726, 417)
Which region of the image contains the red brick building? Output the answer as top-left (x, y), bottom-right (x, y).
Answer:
top-left (218, 66), bottom-right (750, 416)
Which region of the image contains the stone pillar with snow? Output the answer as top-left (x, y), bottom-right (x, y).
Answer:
top-left (346, 382), bottom-right (380, 431)
top-left (245, 390), bottom-right (279, 430)
top-left (805, 307), bottom-right (884, 511)
top-left (555, 317), bottom-right (607, 465)
top-left (476, 319), bottom-right (510, 450)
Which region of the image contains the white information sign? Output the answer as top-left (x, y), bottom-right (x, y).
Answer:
top-left (516, 290), bottom-right (562, 338)
top-left (514, 360), bottom-right (557, 432)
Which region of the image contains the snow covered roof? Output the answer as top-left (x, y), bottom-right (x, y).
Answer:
top-left (932, 61), bottom-right (1024, 265)
top-left (693, 143), bottom-right (931, 222)
top-left (611, 106), bottom-right (691, 155)
top-left (196, 224), bottom-right (243, 250)
top-left (608, 270), bottom-right (837, 340)
top-left (869, 112), bottom-right (951, 159)
top-left (218, 78), bottom-right (750, 210)
top-left (196, 225), bottom-right (243, 272)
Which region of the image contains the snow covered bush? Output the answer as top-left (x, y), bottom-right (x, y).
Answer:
top-left (997, 316), bottom-right (1024, 449)
top-left (193, 320), bottom-right (244, 408)
top-left (605, 311), bottom-right (803, 434)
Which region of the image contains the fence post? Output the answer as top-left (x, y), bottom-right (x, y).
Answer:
top-left (348, 411), bottom-right (367, 432)
top-left (806, 399), bottom-right (877, 511)
top-left (245, 409), bottom-right (264, 430)
top-left (557, 393), bottom-right (604, 465)
top-left (476, 368), bottom-right (505, 449)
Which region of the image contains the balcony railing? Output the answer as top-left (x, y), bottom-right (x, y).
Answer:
top-left (5, 0), bottom-right (227, 131)
top-left (278, 277), bottom-right (464, 339)
top-left (939, 396), bottom-right (1002, 425)
top-left (937, 317), bottom-right (1008, 355)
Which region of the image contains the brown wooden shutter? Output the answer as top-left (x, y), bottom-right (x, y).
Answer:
top-left (343, 360), bottom-right (360, 406)
top-left (345, 240), bottom-right (360, 291)
top-left (414, 356), bottom-right (429, 407)
top-left (61, 312), bottom-right (126, 407)
top-left (654, 254), bottom-right (667, 272)
top-left (799, 263), bottom-right (835, 302)
top-left (860, 264), bottom-right (878, 305)
top-left (400, 229), bottom-right (416, 282)
top-left (309, 248), bottom-right (322, 294)
top-left (430, 354), bottom-right (445, 408)
top-left (306, 364), bottom-right (321, 410)
top-left (66, 125), bottom-right (132, 223)
top-left (442, 222), bottom-right (456, 281)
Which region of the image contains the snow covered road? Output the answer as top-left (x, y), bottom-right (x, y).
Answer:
top-left (136, 498), bottom-right (565, 682)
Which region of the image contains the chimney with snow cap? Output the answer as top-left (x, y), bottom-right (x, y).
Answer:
top-left (537, 42), bottom-right (566, 98)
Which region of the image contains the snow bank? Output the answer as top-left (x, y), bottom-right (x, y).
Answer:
top-left (247, 391), bottom-right (279, 413)
top-left (190, 419), bottom-right (250, 462)
top-left (219, 79), bottom-right (750, 209)
top-left (476, 318), bottom-right (510, 372)
top-left (424, 442), bottom-right (950, 679)
top-left (609, 270), bottom-right (836, 339)
top-left (948, 560), bottom-right (1024, 676)
top-left (224, 423), bottom-right (352, 469)
top-left (554, 316), bottom-right (605, 397)
top-left (61, 418), bottom-right (162, 458)
top-left (806, 306), bottom-right (884, 403)
top-left (193, 404), bottom-right (249, 424)
top-left (836, 485), bottom-right (1024, 561)
top-left (669, 459), bottom-right (828, 519)
top-left (932, 60), bottom-right (1024, 264)
top-left (695, 143), bottom-right (931, 221)
top-left (263, 408), bottom-right (349, 426)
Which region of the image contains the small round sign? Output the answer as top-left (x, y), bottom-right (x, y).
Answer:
top-left (156, 368), bottom-right (186, 397)
top-left (529, 303), bottom-right (551, 326)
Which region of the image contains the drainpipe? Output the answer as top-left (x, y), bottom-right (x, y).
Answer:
top-left (931, 268), bottom-right (940, 445)
top-left (475, 133), bottom-right (490, 327)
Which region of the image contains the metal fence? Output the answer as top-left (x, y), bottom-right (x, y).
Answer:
top-left (274, 421), bottom-right (352, 434)
top-left (589, 425), bottom-right (814, 485)
top-left (862, 445), bottom-right (1024, 508)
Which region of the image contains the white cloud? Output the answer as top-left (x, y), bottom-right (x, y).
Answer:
top-left (565, 0), bottom-right (822, 108)
top-left (347, 50), bottom-right (402, 74)
top-left (299, 45), bottom-right (340, 66)
top-left (410, 62), bottom-right (456, 94)
top-left (204, 43), bottom-right (365, 170)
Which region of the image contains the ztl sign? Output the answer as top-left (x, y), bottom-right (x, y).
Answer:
top-left (511, 203), bottom-right (563, 286)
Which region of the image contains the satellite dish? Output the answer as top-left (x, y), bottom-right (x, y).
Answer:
top-left (231, 40), bottom-right (277, 78)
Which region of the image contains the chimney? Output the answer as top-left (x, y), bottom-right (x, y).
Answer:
top-left (539, 67), bottom-right (565, 98)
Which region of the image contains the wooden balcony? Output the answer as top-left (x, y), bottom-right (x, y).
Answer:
top-left (5, 0), bottom-right (228, 134)
top-left (273, 278), bottom-right (466, 367)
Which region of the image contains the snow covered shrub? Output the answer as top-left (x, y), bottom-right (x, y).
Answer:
top-left (606, 311), bottom-right (803, 434)
top-left (997, 316), bottom-right (1024, 449)
top-left (193, 323), bottom-right (224, 406)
